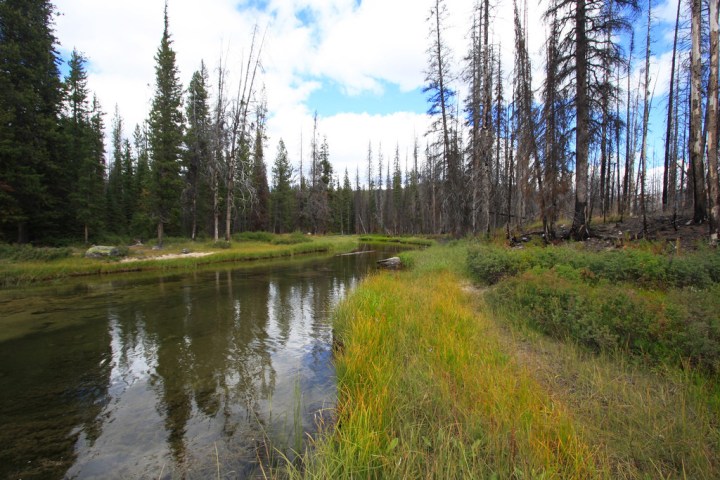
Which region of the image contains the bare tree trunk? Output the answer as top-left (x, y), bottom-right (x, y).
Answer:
top-left (663, 0), bottom-right (681, 212)
top-left (690, 0), bottom-right (708, 223)
top-left (157, 221), bottom-right (164, 248)
top-left (572, 0), bottom-right (590, 239)
top-left (639, 0), bottom-right (652, 237)
top-left (621, 33), bottom-right (634, 220)
top-left (708, 0), bottom-right (720, 242)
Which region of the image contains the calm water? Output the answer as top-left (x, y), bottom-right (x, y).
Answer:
top-left (0, 246), bottom-right (396, 479)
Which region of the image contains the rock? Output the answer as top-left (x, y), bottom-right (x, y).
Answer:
top-left (85, 245), bottom-right (124, 258)
top-left (377, 256), bottom-right (402, 269)
top-left (181, 248), bottom-right (190, 254)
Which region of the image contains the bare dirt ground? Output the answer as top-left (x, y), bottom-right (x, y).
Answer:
top-left (119, 251), bottom-right (214, 263)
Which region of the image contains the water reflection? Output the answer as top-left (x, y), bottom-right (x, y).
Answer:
top-left (0, 247), bottom-right (390, 479)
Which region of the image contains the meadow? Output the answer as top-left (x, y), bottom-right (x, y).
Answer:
top-left (280, 240), bottom-right (720, 479)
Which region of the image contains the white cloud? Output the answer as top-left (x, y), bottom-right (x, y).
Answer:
top-left (53, 0), bottom-right (668, 180)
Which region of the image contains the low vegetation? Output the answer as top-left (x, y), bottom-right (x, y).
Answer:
top-left (0, 235), bottom-right (357, 287)
top-left (281, 240), bottom-right (720, 479)
top-left (358, 235), bottom-right (434, 247)
top-left (469, 244), bottom-right (720, 373)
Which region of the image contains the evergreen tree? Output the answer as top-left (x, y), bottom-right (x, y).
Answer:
top-left (0, 0), bottom-right (63, 242)
top-left (249, 100), bottom-right (270, 231)
top-left (184, 62), bottom-right (210, 240)
top-left (106, 108), bottom-right (125, 234)
top-left (148, 3), bottom-right (184, 247)
top-left (64, 51), bottom-right (106, 243)
top-left (131, 123), bottom-right (153, 239)
top-left (271, 139), bottom-right (294, 233)
top-left (341, 168), bottom-right (354, 234)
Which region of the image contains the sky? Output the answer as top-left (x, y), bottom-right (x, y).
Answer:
top-left (52, 0), bottom-right (682, 183)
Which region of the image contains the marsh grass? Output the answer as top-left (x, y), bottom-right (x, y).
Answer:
top-left (282, 245), bottom-right (604, 478)
top-left (358, 235), bottom-right (434, 247)
top-left (277, 241), bottom-right (720, 479)
top-left (0, 236), bottom-right (359, 287)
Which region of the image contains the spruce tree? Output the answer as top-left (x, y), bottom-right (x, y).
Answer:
top-left (106, 108), bottom-right (125, 234)
top-left (64, 52), bottom-right (106, 243)
top-left (0, 0), bottom-right (63, 242)
top-left (184, 62), bottom-right (210, 240)
top-left (148, 3), bottom-right (184, 247)
top-left (249, 101), bottom-right (270, 232)
top-left (271, 139), bottom-right (294, 233)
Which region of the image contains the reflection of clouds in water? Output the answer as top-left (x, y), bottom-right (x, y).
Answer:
top-left (5, 248), bottom-right (399, 478)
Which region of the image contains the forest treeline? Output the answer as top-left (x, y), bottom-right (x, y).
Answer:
top-left (1, 0), bottom-right (718, 246)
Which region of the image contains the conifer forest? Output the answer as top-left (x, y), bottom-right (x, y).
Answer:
top-left (1, 0), bottom-right (719, 246)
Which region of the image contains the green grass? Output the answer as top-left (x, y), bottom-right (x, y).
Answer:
top-left (277, 241), bottom-right (720, 479)
top-left (280, 244), bottom-right (604, 478)
top-left (358, 235), bottom-right (434, 247)
top-left (0, 236), bottom-right (359, 287)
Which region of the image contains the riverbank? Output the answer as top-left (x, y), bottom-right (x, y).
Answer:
top-left (0, 234), bottom-right (362, 287)
top-left (282, 241), bottom-right (720, 478)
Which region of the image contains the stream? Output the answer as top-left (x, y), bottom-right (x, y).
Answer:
top-left (0, 245), bottom-right (398, 479)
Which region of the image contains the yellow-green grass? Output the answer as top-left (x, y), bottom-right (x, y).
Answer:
top-left (285, 253), bottom-right (603, 478)
top-left (358, 235), bottom-right (434, 247)
top-left (279, 241), bottom-right (720, 479)
top-left (489, 320), bottom-right (720, 479)
top-left (0, 236), bottom-right (359, 287)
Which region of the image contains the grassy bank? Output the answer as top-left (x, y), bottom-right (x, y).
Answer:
top-left (285, 243), bottom-right (603, 478)
top-left (358, 235), bottom-right (434, 247)
top-left (0, 234), bottom-right (359, 287)
top-left (281, 241), bottom-right (720, 479)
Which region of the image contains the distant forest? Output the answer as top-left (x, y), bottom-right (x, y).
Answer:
top-left (1, 0), bottom-right (718, 246)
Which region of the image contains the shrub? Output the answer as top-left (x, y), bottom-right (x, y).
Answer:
top-left (234, 231), bottom-right (275, 243)
top-left (467, 246), bottom-right (522, 284)
top-left (487, 270), bottom-right (720, 373)
top-left (0, 244), bottom-right (73, 261)
top-left (468, 244), bottom-right (720, 290)
top-left (271, 232), bottom-right (311, 245)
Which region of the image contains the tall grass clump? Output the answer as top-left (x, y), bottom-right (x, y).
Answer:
top-left (287, 256), bottom-right (604, 478)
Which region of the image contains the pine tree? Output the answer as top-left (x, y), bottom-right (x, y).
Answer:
top-left (250, 100), bottom-right (270, 231)
top-left (271, 139), bottom-right (294, 233)
top-left (148, 3), bottom-right (184, 247)
top-left (64, 51), bottom-right (106, 243)
top-left (106, 108), bottom-right (125, 234)
top-left (184, 62), bottom-right (211, 240)
top-left (0, 0), bottom-right (63, 242)
top-left (131, 123), bottom-right (153, 239)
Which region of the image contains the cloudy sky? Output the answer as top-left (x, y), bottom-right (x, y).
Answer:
top-left (53, 0), bottom-right (680, 180)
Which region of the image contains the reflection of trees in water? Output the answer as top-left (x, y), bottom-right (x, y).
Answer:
top-left (135, 269), bottom-right (278, 467)
top-left (0, 304), bottom-right (112, 479)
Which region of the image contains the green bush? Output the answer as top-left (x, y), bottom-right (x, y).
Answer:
top-left (0, 244), bottom-right (73, 261)
top-left (468, 244), bottom-right (720, 289)
top-left (234, 231), bottom-right (275, 243)
top-left (487, 270), bottom-right (720, 373)
top-left (467, 246), bottom-right (522, 284)
top-left (212, 240), bottom-right (232, 249)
